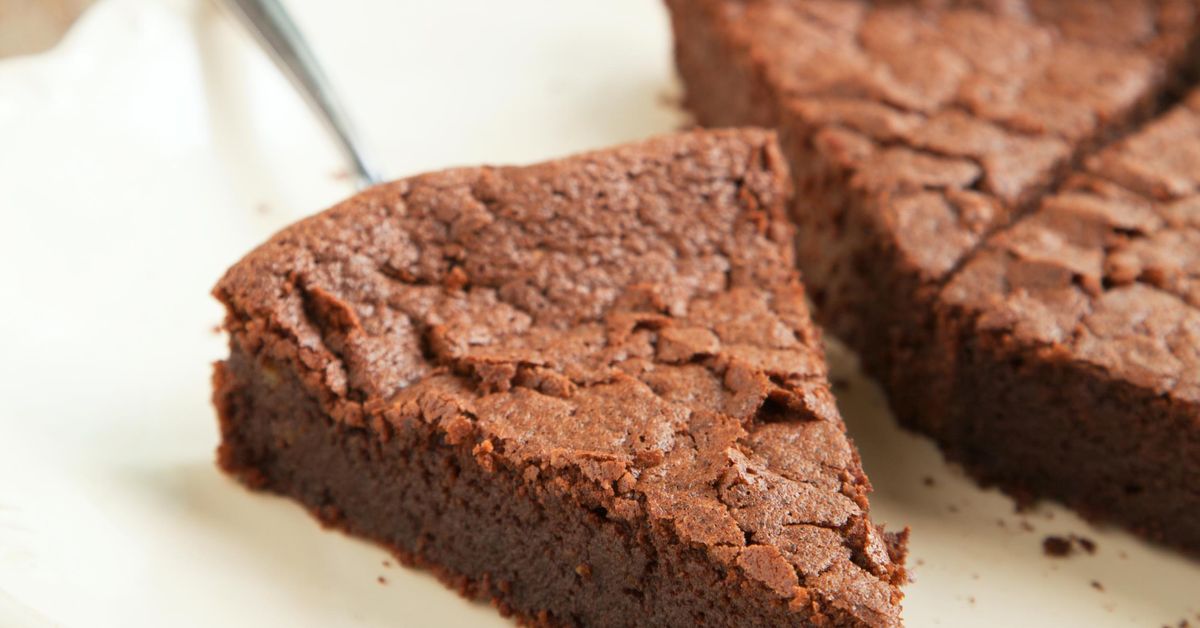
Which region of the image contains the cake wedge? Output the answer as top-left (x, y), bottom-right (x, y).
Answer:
top-left (667, 0), bottom-right (1200, 553)
top-left (212, 129), bottom-right (907, 627)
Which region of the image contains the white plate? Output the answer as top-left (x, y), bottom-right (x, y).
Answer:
top-left (0, 1), bottom-right (1196, 626)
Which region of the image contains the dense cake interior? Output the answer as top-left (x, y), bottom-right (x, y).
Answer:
top-left (214, 130), bottom-right (907, 626)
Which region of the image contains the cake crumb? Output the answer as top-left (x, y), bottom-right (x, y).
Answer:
top-left (922, 476), bottom-right (936, 487)
top-left (382, 560), bottom-right (392, 567)
top-left (377, 576), bottom-right (387, 585)
top-left (968, 596), bottom-right (976, 605)
top-left (1042, 535), bottom-right (1072, 557)
top-left (331, 168), bottom-right (353, 182)
top-left (1090, 580), bottom-right (1104, 592)
top-left (1042, 534), bottom-right (1097, 557)
top-left (1018, 520), bottom-right (1035, 532)
top-left (210, 324), bottom-right (223, 336)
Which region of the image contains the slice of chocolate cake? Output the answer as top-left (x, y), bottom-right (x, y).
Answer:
top-left (212, 129), bottom-right (907, 626)
top-left (942, 92), bottom-right (1200, 551)
top-left (667, 0), bottom-right (1200, 552)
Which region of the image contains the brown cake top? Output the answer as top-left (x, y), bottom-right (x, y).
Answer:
top-left (215, 129), bottom-right (904, 625)
top-left (704, 0), bottom-right (1198, 280)
top-left (686, 0), bottom-right (1200, 408)
top-left (944, 91), bottom-right (1200, 401)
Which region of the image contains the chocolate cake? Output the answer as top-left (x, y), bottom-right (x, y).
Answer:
top-left (943, 92), bottom-right (1200, 550)
top-left (213, 129), bottom-right (908, 626)
top-left (667, 0), bottom-right (1200, 552)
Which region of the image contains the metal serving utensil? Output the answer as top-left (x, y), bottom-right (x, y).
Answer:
top-left (222, 0), bottom-right (383, 189)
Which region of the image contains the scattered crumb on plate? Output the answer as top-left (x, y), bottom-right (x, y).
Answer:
top-left (1042, 536), bottom-right (1072, 557)
top-left (1041, 534), bottom-right (1098, 558)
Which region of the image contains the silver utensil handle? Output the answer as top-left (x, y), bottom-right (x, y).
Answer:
top-left (223, 0), bottom-right (383, 188)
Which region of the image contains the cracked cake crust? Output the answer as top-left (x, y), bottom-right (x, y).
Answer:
top-left (213, 129), bottom-right (907, 627)
top-left (667, 0), bottom-right (1200, 552)
top-left (937, 93), bottom-right (1200, 547)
